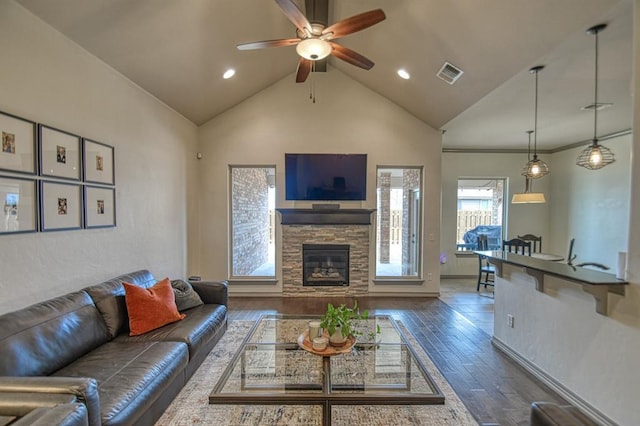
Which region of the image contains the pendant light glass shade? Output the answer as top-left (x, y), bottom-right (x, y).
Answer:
top-left (514, 131), bottom-right (546, 203)
top-left (512, 176), bottom-right (546, 204)
top-left (576, 139), bottom-right (616, 169)
top-left (576, 24), bottom-right (615, 170)
top-left (512, 191), bottom-right (546, 204)
top-left (522, 66), bottom-right (549, 179)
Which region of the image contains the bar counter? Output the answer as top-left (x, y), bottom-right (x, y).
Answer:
top-left (475, 250), bottom-right (628, 315)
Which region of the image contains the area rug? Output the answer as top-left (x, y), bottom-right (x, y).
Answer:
top-left (156, 320), bottom-right (478, 426)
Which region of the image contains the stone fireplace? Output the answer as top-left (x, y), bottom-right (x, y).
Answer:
top-left (278, 208), bottom-right (374, 296)
top-left (303, 244), bottom-right (350, 286)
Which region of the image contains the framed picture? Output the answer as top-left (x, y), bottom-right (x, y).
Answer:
top-left (39, 124), bottom-right (82, 181)
top-left (84, 185), bottom-right (116, 228)
top-left (83, 139), bottom-right (114, 185)
top-left (40, 180), bottom-right (82, 231)
top-left (0, 175), bottom-right (38, 234)
top-left (0, 111), bottom-right (37, 175)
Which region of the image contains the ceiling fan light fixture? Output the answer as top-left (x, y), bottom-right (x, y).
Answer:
top-left (296, 38), bottom-right (332, 60)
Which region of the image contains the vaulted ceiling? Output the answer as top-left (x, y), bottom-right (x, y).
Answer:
top-left (16, 0), bottom-right (634, 150)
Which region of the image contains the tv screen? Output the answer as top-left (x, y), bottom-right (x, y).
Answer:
top-left (285, 153), bottom-right (367, 201)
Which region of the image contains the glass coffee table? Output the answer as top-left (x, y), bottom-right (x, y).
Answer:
top-left (209, 315), bottom-right (444, 426)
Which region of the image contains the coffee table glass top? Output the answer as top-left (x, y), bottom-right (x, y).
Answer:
top-left (210, 315), bottom-right (444, 402)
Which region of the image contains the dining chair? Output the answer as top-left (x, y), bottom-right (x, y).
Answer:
top-left (476, 235), bottom-right (495, 291)
top-left (517, 234), bottom-right (542, 253)
top-left (503, 238), bottom-right (532, 255)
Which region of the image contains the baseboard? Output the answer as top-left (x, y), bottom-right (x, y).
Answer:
top-left (491, 337), bottom-right (618, 426)
top-left (366, 292), bottom-right (440, 297)
top-left (441, 275), bottom-right (476, 279)
top-left (228, 292), bottom-right (283, 297)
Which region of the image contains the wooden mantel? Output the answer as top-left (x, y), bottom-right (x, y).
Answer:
top-left (277, 208), bottom-right (375, 225)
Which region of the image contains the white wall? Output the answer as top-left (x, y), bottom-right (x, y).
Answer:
top-left (0, 1), bottom-right (198, 315)
top-left (441, 152), bottom-right (551, 276)
top-left (492, 3), bottom-right (639, 423)
top-left (548, 135), bottom-right (632, 268)
top-left (194, 69), bottom-right (442, 295)
top-left (441, 136), bottom-right (631, 277)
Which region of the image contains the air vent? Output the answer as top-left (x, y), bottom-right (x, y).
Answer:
top-left (581, 102), bottom-right (613, 111)
top-left (437, 62), bottom-right (464, 85)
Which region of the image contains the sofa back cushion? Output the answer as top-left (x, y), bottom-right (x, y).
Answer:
top-left (0, 291), bottom-right (110, 377)
top-left (83, 270), bottom-right (157, 338)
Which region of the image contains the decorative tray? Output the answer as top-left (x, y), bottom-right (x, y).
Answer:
top-left (297, 330), bottom-right (356, 356)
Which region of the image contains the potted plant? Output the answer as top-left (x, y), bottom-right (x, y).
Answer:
top-left (320, 301), bottom-right (369, 347)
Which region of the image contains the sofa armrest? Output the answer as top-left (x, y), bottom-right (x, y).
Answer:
top-left (11, 402), bottom-right (89, 426)
top-left (0, 392), bottom-right (76, 417)
top-left (0, 377), bottom-right (99, 426)
top-left (11, 403), bottom-right (88, 426)
top-left (190, 280), bottom-right (228, 306)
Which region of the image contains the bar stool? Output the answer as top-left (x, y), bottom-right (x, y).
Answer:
top-left (503, 238), bottom-right (532, 255)
top-left (476, 235), bottom-right (495, 291)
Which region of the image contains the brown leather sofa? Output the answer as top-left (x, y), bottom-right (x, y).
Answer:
top-left (0, 393), bottom-right (88, 426)
top-left (0, 270), bottom-right (228, 426)
top-left (530, 402), bottom-right (600, 426)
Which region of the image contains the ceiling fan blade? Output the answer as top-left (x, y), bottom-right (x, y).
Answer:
top-left (237, 38), bottom-right (301, 50)
top-left (275, 0), bottom-right (312, 34)
top-left (322, 9), bottom-right (386, 40)
top-left (296, 58), bottom-right (312, 83)
top-left (329, 43), bottom-right (374, 70)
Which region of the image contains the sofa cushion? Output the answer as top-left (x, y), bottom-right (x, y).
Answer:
top-left (115, 304), bottom-right (226, 360)
top-left (123, 278), bottom-right (185, 336)
top-left (84, 270), bottom-right (157, 339)
top-left (53, 341), bottom-right (188, 426)
top-left (0, 291), bottom-right (110, 377)
top-left (171, 279), bottom-right (204, 311)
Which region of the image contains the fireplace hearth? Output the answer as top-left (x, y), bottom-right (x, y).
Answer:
top-left (303, 244), bottom-right (349, 286)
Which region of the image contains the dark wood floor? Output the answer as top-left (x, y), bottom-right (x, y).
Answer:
top-left (228, 295), bottom-right (568, 426)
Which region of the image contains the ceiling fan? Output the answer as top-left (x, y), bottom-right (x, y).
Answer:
top-left (237, 0), bottom-right (385, 83)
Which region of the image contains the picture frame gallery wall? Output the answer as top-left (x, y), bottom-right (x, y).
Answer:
top-left (1, 109), bottom-right (116, 235)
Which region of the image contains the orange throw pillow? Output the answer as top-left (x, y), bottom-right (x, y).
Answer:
top-left (123, 278), bottom-right (186, 336)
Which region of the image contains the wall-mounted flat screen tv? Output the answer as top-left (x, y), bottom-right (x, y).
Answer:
top-left (285, 153), bottom-right (367, 201)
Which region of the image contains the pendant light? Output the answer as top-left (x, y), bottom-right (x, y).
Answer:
top-left (513, 131), bottom-right (546, 204)
top-left (576, 24), bottom-right (615, 170)
top-left (521, 66), bottom-right (549, 179)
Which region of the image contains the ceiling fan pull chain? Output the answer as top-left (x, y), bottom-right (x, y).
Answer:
top-left (310, 62), bottom-right (316, 103)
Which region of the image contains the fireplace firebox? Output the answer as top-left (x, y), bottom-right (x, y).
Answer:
top-left (302, 244), bottom-right (350, 286)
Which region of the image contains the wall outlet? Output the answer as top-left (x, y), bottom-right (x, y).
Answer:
top-left (507, 314), bottom-right (515, 328)
top-left (427, 272), bottom-right (433, 281)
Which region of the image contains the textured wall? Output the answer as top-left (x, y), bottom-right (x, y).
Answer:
top-left (0, 2), bottom-right (197, 314)
top-left (196, 69), bottom-right (442, 296)
top-left (281, 225), bottom-right (369, 296)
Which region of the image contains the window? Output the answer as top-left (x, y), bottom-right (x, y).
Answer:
top-left (230, 166), bottom-right (276, 278)
top-left (376, 167), bottom-right (422, 278)
top-left (456, 178), bottom-right (505, 251)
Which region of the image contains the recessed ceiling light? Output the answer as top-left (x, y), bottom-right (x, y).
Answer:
top-left (223, 69), bottom-right (236, 79)
top-left (397, 69), bottom-right (410, 80)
